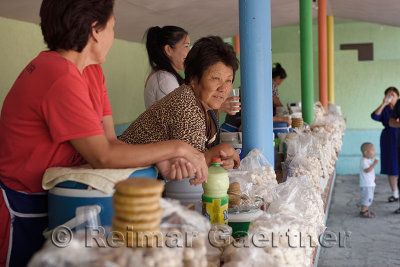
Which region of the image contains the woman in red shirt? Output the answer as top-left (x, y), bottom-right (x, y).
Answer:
top-left (0, 0), bottom-right (208, 265)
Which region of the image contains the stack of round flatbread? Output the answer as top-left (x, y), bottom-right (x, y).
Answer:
top-left (112, 178), bottom-right (164, 248)
top-left (291, 117), bottom-right (304, 128)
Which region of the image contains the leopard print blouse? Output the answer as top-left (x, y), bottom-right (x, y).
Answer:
top-left (119, 85), bottom-right (217, 152)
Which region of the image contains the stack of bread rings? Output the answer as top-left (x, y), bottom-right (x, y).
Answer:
top-left (112, 178), bottom-right (164, 248)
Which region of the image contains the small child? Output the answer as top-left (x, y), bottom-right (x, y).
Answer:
top-left (359, 142), bottom-right (379, 218)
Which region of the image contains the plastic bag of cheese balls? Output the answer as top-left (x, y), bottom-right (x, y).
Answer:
top-left (28, 235), bottom-right (99, 267)
top-left (244, 213), bottom-right (317, 267)
top-left (160, 198), bottom-right (210, 267)
top-left (221, 244), bottom-right (285, 267)
top-left (160, 198), bottom-right (211, 234)
top-left (207, 224), bottom-right (235, 267)
top-left (28, 229), bottom-right (184, 267)
top-left (227, 149), bottom-right (277, 212)
top-left (266, 175), bottom-right (326, 243)
top-left (237, 148), bottom-right (273, 172)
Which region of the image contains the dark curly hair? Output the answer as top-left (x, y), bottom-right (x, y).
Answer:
top-left (40, 0), bottom-right (114, 52)
top-left (272, 63), bottom-right (287, 79)
top-left (145, 26), bottom-right (188, 85)
top-left (184, 36), bottom-right (239, 84)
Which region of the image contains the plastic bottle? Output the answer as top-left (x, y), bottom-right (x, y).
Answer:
top-left (202, 158), bottom-right (230, 224)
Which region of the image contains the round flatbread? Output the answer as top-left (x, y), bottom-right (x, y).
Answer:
top-left (115, 178), bottom-right (164, 196)
top-left (113, 201), bottom-right (160, 213)
top-left (113, 192), bottom-right (161, 205)
top-left (112, 216), bottom-right (161, 231)
top-left (114, 208), bottom-right (163, 222)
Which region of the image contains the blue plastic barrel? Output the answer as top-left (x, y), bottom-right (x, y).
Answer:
top-left (273, 122), bottom-right (293, 137)
top-left (48, 166), bottom-right (157, 230)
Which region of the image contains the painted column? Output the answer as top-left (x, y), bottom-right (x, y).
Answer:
top-left (300, 0), bottom-right (314, 124)
top-left (239, 0), bottom-right (273, 163)
top-left (327, 15), bottom-right (335, 103)
top-left (318, 0), bottom-right (328, 109)
top-left (234, 35), bottom-right (240, 55)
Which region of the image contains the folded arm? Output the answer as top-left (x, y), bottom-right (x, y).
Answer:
top-left (389, 118), bottom-right (400, 128)
top-left (70, 116), bottom-right (208, 182)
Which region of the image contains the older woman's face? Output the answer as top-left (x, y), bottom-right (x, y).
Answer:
top-left (191, 62), bottom-right (234, 110)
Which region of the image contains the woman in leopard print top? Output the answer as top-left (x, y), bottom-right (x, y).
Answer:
top-left (120, 36), bottom-right (240, 171)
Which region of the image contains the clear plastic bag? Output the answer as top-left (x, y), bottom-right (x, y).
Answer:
top-left (227, 149), bottom-right (277, 212)
top-left (221, 245), bottom-right (284, 267)
top-left (238, 148), bottom-right (272, 171)
top-left (29, 231), bottom-right (183, 267)
top-left (160, 198), bottom-right (211, 234)
top-left (266, 176), bottom-right (326, 244)
top-left (30, 198), bottom-right (210, 267)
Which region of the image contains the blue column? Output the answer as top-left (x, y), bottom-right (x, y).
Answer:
top-left (239, 0), bottom-right (273, 164)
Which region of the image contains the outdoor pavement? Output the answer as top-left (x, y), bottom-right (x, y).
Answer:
top-left (318, 174), bottom-right (400, 267)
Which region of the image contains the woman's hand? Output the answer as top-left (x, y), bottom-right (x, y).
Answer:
top-left (219, 97), bottom-right (241, 115)
top-left (220, 149), bottom-right (240, 170)
top-left (205, 143), bottom-right (240, 170)
top-left (382, 96), bottom-right (390, 106)
top-left (178, 142), bottom-right (208, 184)
top-left (374, 95), bottom-right (392, 116)
top-left (156, 158), bottom-right (195, 180)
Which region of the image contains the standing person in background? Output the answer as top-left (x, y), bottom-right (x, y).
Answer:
top-left (223, 64), bottom-right (291, 132)
top-left (271, 63), bottom-right (290, 126)
top-left (389, 97), bottom-right (400, 214)
top-left (143, 26), bottom-right (240, 115)
top-left (272, 63), bottom-right (287, 109)
top-left (359, 143), bottom-right (378, 218)
top-left (371, 87), bottom-right (399, 202)
top-left (144, 26), bottom-right (190, 109)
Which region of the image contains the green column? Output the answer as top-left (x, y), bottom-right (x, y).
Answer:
top-left (300, 0), bottom-right (314, 124)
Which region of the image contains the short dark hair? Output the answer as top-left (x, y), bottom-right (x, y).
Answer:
top-left (384, 86), bottom-right (399, 97)
top-left (361, 142), bottom-right (373, 154)
top-left (40, 0), bottom-right (114, 52)
top-left (145, 26), bottom-right (188, 85)
top-left (272, 63), bottom-right (287, 79)
top-left (184, 36), bottom-right (239, 84)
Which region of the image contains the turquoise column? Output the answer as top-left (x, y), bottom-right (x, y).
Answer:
top-left (300, 0), bottom-right (314, 124)
top-left (239, 0), bottom-right (273, 164)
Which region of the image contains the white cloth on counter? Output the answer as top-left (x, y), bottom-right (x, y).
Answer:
top-left (42, 164), bottom-right (153, 194)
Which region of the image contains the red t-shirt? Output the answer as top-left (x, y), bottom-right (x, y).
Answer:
top-left (0, 51), bottom-right (112, 192)
top-left (0, 51), bottom-right (112, 263)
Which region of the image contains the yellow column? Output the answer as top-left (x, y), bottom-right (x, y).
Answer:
top-left (327, 15), bottom-right (335, 103)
